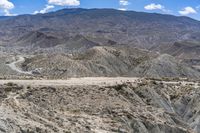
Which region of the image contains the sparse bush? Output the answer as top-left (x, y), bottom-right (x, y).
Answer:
top-left (138, 79), bottom-right (148, 86)
top-left (5, 82), bottom-right (15, 86)
top-left (3, 82), bottom-right (23, 92)
top-left (170, 94), bottom-right (178, 100)
top-left (4, 86), bottom-right (12, 92)
top-left (110, 83), bottom-right (127, 91)
top-left (27, 85), bottom-right (31, 89)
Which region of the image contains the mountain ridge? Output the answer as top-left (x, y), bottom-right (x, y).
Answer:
top-left (0, 8), bottom-right (200, 52)
top-left (2, 8), bottom-right (200, 23)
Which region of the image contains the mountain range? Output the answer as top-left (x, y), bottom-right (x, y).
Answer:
top-left (0, 8), bottom-right (200, 79)
top-left (0, 8), bottom-right (200, 51)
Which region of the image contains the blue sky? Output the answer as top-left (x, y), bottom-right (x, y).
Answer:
top-left (0, 0), bottom-right (200, 20)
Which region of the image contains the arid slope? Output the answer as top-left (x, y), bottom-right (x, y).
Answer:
top-left (0, 78), bottom-right (199, 132)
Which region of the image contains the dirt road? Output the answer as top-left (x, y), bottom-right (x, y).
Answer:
top-left (0, 77), bottom-right (139, 86)
top-left (0, 77), bottom-right (198, 88)
top-left (7, 56), bottom-right (32, 75)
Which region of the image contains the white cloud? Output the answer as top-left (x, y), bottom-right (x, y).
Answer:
top-left (4, 9), bottom-right (16, 16)
top-left (0, 0), bottom-right (14, 9)
top-left (0, 0), bottom-right (16, 16)
top-left (35, 0), bottom-right (80, 15)
top-left (119, 0), bottom-right (129, 6)
top-left (118, 8), bottom-right (127, 11)
top-left (144, 3), bottom-right (171, 13)
top-left (119, 0), bottom-right (129, 11)
top-left (34, 5), bottom-right (55, 14)
top-left (48, 0), bottom-right (80, 6)
top-left (144, 3), bottom-right (164, 10)
top-left (179, 7), bottom-right (197, 15)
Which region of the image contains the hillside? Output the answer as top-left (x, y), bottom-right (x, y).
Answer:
top-left (0, 78), bottom-right (199, 132)
top-left (164, 41), bottom-right (200, 71)
top-left (0, 8), bottom-right (200, 52)
top-left (132, 54), bottom-right (200, 78)
top-left (20, 46), bottom-right (200, 79)
top-left (164, 41), bottom-right (200, 59)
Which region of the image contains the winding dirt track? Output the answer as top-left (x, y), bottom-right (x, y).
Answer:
top-left (6, 56), bottom-right (32, 75)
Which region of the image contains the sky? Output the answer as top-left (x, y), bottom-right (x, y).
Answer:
top-left (0, 0), bottom-right (200, 20)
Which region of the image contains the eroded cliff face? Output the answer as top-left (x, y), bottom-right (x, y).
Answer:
top-left (0, 78), bottom-right (199, 133)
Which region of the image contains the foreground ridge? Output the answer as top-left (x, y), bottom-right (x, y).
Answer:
top-left (0, 77), bottom-right (199, 132)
